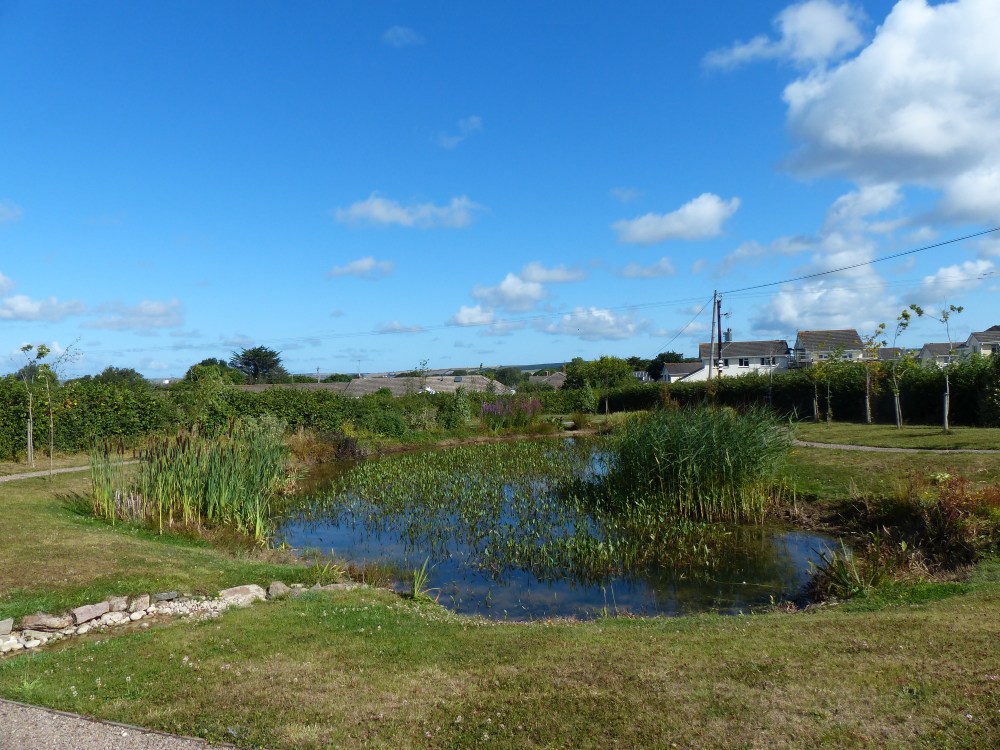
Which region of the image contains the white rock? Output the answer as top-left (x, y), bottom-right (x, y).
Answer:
top-left (23, 639), bottom-right (42, 649)
top-left (129, 611), bottom-right (144, 622)
top-left (218, 584), bottom-right (266, 608)
top-left (76, 624), bottom-right (91, 635)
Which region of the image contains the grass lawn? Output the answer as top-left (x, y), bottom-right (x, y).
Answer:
top-left (794, 422), bottom-right (1000, 450)
top-left (0, 452), bottom-right (998, 748)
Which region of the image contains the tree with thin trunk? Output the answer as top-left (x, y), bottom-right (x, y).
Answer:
top-left (910, 303), bottom-right (962, 433)
top-left (860, 324), bottom-right (887, 424)
top-left (887, 308), bottom-right (916, 429)
top-left (16, 344), bottom-right (50, 467)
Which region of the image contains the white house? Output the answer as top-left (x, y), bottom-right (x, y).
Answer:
top-left (957, 326), bottom-right (1000, 358)
top-left (661, 362), bottom-right (704, 383)
top-left (792, 329), bottom-right (864, 365)
top-left (917, 342), bottom-right (955, 367)
top-left (685, 340), bottom-right (790, 381)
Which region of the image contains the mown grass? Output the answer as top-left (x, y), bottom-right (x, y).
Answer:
top-left (1, 439), bottom-right (999, 748)
top-left (1, 581), bottom-right (998, 749)
top-left (0, 474), bottom-right (328, 622)
top-left (795, 422), bottom-right (1000, 450)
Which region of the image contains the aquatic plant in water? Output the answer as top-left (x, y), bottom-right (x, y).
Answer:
top-left (287, 439), bottom-right (752, 584)
top-left (604, 405), bottom-right (791, 523)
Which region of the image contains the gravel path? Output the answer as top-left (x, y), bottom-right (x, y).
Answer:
top-left (0, 698), bottom-right (231, 750)
top-left (0, 462), bottom-right (136, 483)
top-left (793, 439), bottom-right (1000, 454)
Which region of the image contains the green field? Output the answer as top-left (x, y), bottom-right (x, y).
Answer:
top-left (1, 442), bottom-right (998, 749)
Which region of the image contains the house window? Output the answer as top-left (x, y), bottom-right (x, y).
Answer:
top-left (818, 353), bottom-right (829, 360)
top-left (841, 353), bottom-right (852, 360)
top-left (738, 358), bottom-right (750, 367)
top-left (760, 356), bottom-right (776, 366)
top-left (721, 358), bottom-right (729, 367)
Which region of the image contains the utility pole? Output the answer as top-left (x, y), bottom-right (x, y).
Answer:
top-left (716, 294), bottom-right (724, 375)
top-left (316, 367), bottom-right (320, 383)
top-left (708, 290), bottom-right (717, 381)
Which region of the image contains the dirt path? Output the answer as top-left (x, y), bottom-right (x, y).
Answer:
top-left (0, 698), bottom-right (233, 750)
top-left (0, 462), bottom-right (137, 483)
top-left (793, 439), bottom-right (1000, 454)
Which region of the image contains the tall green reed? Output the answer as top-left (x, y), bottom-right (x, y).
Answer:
top-left (605, 405), bottom-right (791, 522)
top-left (89, 416), bottom-right (289, 542)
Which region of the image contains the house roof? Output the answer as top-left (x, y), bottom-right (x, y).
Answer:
top-left (663, 362), bottom-right (703, 376)
top-left (878, 347), bottom-right (913, 360)
top-left (236, 374), bottom-right (511, 397)
top-left (969, 330), bottom-right (1000, 344)
top-left (698, 340), bottom-right (789, 359)
top-left (528, 372), bottom-right (567, 388)
top-left (919, 342), bottom-right (953, 357)
top-left (794, 329), bottom-right (863, 351)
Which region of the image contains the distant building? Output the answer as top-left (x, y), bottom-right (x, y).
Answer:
top-left (661, 362), bottom-right (704, 383)
top-left (792, 329), bottom-right (864, 365)
top-left (917, 342), bottom-right (955, 367)
top-left (686, 340), bottom-right (790, 381)
top-left (957, 326), bottom-right (1000, 358)
top-left (528, 372), bottom-right (567, 389)
top-left (236, 374), bottom-right (510, 398)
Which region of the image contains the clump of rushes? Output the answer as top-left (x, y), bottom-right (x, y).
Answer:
top-left (480, 396), bottom-right (542, 432)
top-left (89, 416), bottom-right (290, 542)
top-left (605, 406), bottom-right (791, 523)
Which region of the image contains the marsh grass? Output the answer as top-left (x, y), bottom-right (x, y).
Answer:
top-left (606, 406), bottom-right (792, 522)
top-left (89, 417), bottom-right (291, 542)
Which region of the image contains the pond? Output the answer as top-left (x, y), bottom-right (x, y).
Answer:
top-left (276, 439), bottom-right (837, 620)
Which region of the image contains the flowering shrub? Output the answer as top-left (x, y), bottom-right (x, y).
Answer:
top-left (480, 397), bottom-right (542, 432)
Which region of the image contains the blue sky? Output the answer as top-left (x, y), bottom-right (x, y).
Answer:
top-left (2, 0), bottom-right (998, 377)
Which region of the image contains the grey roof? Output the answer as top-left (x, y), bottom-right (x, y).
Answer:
top-left (919, 342), bottom-right (953, 357)
top-left (528, 372), bottom-right (567, 388)
top-left (698, 340), bottom-right (789, 359)
top-left (794, 329), bottom-right (863, 351)
top-left (879, 347), bottom-right (915, 361)
top-left (970, 329), bottom-right (1000, 344)
top-left (235, 374), bottom-right (510, 398)
top-left (663, 362), bottom-right (703, 375)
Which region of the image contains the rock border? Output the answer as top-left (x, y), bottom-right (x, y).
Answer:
top-left (0, 581), bottom-right (359, 655)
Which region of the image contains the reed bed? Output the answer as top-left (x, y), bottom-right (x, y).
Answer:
top-left (90, 417), bottom-right (289, 542)
top-left (605, 405), bottom-right (791, 523)
top-left (288, 439), bottom-right (745, 583)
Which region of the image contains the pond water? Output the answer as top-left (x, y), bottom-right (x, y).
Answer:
top-left (276, 439), bottom-right (837, 620)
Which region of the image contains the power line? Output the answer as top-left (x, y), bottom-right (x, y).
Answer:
top-left (720, 226), bottom-right (1000, 296)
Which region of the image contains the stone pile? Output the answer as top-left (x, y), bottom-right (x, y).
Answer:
top-left (0, 580), bottom-right (359, 655)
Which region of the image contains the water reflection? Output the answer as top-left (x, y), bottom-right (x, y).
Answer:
top-left (276, 441), bottom-right (835, 620)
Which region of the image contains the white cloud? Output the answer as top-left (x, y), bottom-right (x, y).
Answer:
top-left (620, 257), bottom-right (677, 279)
top-left (0, 294), bottom-right (86, 322)
top-left (327, 256), bottom-right (395, 279)
top-left (0, 201), bottom-right (23, 224)
top-left (519, 262), bottom-right (585, 283)
top-left (472, 273), bottom-right (545, 312)
top-left (334, 193), bottom-right (483, 229)
top-left (377, 321), bottom-right (426, 335)
top-left (781, 0), bottom-right (1000, 222)
top-left (719, 235), bottom-right (811, 272)
top-left (705, 1), bottom-right (866, 69)
top-left (439, 115), bottom-right (483, 149)
top-left (540, 307), bottom-right (644, 341)
top-left (613, 193), bottom-right (740, 245)
top-left (823, 184), bottom-right (902, 233)
top-left (383, 26), bottom-right (424, 47)
top-left (915, 258), bottom-right (996, 303)
top-left (0, 272), bottom-right (13, 295)
top-left (610, 187), bottom-right (642, 203)
top-left (86, 299), bottom-right (183, 331)
top-left (481, 318), bottom-right (527, 337)
top-left (449, 305), bottom-right (495, 326)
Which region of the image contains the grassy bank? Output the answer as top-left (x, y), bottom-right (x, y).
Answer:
top-left (1, 442), bottom-right (999, 748)
top-left (795, 423), bottom-right (1000, 450)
